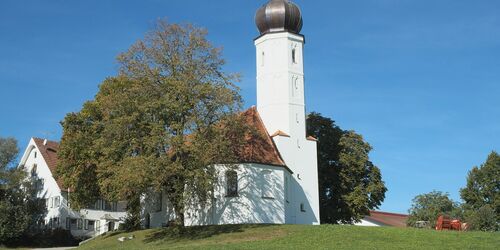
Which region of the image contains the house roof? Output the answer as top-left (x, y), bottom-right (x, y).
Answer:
top-left (235, 107), bottom-right (288, 168)
top-left (32, 137), bottom-right (67, 190)
top-left (364, 211), bottom-right (409, 227)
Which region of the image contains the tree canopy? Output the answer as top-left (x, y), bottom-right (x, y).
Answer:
top-left (0, 137), bottom-right (45, 244)
top-left (407, 191), bottom-right (460, 228)
top-left (460, 151), bottom-right (499, 231)
top-left (57, 21), bottom-right (245, 227)
top-left (306, 113), bottom-right (387, 224)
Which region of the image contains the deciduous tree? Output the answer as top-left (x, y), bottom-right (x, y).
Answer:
top-left (57, 21), bottom-right (244, 227)
top-left (306, 113), bottom-right (387, 224)
top-left (407, 191), bottom-right (460, 228)
top-left (460, 151), bottom-right (499, 231)
top-left (0, 137), bottom-right (45, 243)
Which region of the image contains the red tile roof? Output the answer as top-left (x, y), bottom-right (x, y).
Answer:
top-left (32, 138), bottom-right (67, 190)
top-left (364, 211), bottom-right (409, 227)
top-left (235, 107), bottom-right (288, 168)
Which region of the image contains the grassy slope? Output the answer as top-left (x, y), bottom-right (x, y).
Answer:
top-left (78, 224), bottom-right (499, 250)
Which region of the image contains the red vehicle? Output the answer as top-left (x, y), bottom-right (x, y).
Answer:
top-left (435, 215), bottom-right (465, 231)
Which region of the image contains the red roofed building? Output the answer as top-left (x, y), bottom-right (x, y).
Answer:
top-left (19, 138), bottom-right (127, 239)
top-left (356, 211), bottom-right (409, 227)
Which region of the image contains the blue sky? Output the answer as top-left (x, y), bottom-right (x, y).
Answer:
top-left (0, 0), bottom-right (498, 214)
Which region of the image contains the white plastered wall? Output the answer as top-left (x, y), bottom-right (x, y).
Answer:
top-left (255, 31), bottom-right (320, 225)
top-left (184, 163), bottom-right (287, 226)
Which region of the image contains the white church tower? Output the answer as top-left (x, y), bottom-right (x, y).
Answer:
top-left (255, 0), bottom-right (320, 224)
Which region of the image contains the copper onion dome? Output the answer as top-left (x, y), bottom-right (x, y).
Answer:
top-left (255, 0), bottom-right (303, 35)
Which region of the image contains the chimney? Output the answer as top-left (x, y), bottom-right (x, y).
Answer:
top-left (43, 139), bottom-right (48, 146)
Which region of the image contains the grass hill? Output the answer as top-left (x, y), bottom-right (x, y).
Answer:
top-left (78, 224), bottom-right (499, 250)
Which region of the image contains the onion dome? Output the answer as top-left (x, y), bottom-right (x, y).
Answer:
top-left (255, 0), bottom-right (303, 35)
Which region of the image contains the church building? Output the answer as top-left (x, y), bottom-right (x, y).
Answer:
top-left (147, 0), bottom-right (320, 226)
top-left (18, 0), bottom-right (320, 236)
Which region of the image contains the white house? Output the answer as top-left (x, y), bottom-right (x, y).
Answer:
top-left (18, 138), bottom-right (127, 239)
top-left (143, 0), bottom-right (320, 227)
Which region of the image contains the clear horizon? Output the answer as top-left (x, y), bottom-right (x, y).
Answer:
top-left (1, 0), bottom-right (498, 214)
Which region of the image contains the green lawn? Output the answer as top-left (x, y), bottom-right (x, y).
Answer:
top-left (77, 224), bottom-right (499, 250)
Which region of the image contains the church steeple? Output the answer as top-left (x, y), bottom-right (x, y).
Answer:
top-left (254, 0), bottom-right (320, 225)
top-left (254, 0), bottom-right (306, 140)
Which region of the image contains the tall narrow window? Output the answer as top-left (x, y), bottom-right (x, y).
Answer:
top-left (261, 170), bottom-right (274, 199)
top-left (292, 48), bottom-right (297, 64)
top-left (155, 192), bottom-right (162, 212)
top-left (226, 170), bottom-right (238, 197)
top-left (261, 51), bottom-right (265, 67)
top-left (31, 164), bottom-right (37, 178)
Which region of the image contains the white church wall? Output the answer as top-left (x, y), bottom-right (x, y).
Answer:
top-left (274, 136), bottom-right (320, 225)
top-left (184, 163), bottom-right (287, 226)
top-left (254, 25), bottom-right (320, 226)
top-left (141, 190), bottom-right (175, 228)
top-left (255, 32), bottom-right (306, 137)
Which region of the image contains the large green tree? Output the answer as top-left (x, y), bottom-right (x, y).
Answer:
top-left (460, 151), bottom-right (499, 231)
top-left (57, 21), bottom-right (245, 227)
top-left (407, 191), bottom-right (461, 228)
top-left (306, 113), bottom-right (387, 224)
top-left (0, 137), bottom-right (45, 244)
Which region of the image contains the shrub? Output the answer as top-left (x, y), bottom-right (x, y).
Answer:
top-left (466, 205), bottom-right (498, 232)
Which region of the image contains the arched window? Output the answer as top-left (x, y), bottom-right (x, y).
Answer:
top-left (225, 170), bottom-right (238, 197)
